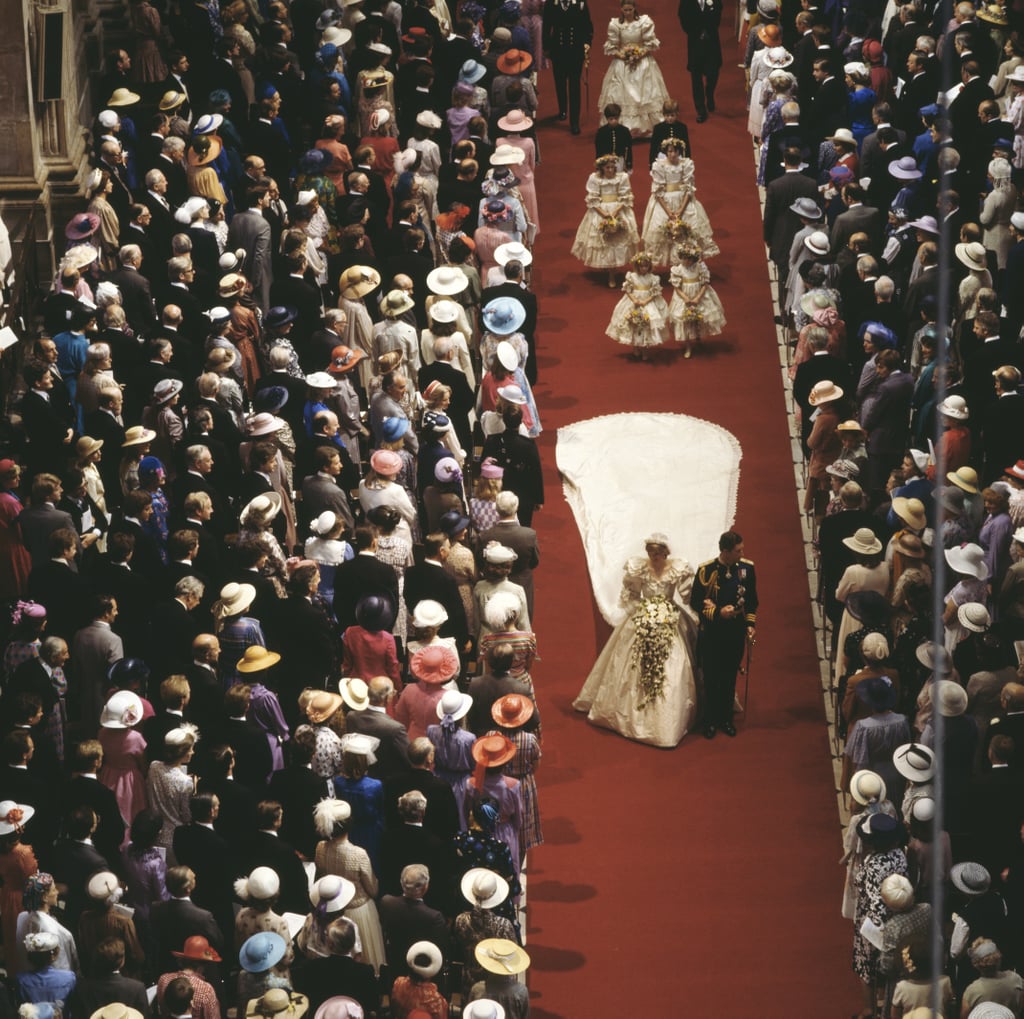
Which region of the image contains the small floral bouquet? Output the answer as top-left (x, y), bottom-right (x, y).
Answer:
top-left (682, 305), bottom-right (703, 323)
top-left (622, 45), bottom-right (647, 69)
top-left (661, 216), bottom-right (691, 245)
top-left (625, 305), bottom-right (651, 330)
top-left (598, 215), bottom-right (621, 237)
top-left (631, 594), bottom-right (680, 708)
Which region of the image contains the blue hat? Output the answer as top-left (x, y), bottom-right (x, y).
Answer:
top-left (139, 456), bottom-right (164, 478)
top-left (266, 306), bottom-right (298, 329)
top-left (422, 411), bottom-right (451, 435)
top-left (918, 103), bottom-right (942, 118)
top-left (259, 82), bottom-right (280, 100)
top-left (253, 386), bottom-right (289, 414)
top-left (106, 657), bottom-right (151, 685)
top-left (208, 88), bottom-right (232, 108)
top-left (318, 43), bottom-right (338, 65)
top-left (239, 932), bottom-right (287, 973)
top-left (861, 321), bottom-right (897, 349)
top-left (380, 415), bottom-right (410, 442)
top-left (482, 296), bottom-right (526, 335)
top-left (300, 148), bottom-right (329, 174)
top-left (458, 59), bottom-right (487, 84)
top-left (439, 508), bottom-right (470, 537)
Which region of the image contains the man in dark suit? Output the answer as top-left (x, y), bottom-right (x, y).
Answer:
top-left (196, 744), bottom-right (260, 852)
top-left (763, 157), bottom-right (820, 283)
top-left (18, 474), bottom-right (77, 566)
top-left (269, 252), bottom-right (324, 346)
top-left (378, 863), bottom-right (451, 975)
top-left (151, 866), bottom-right (225, 974)
top-left (807, 56), bottom-right (848, 143)
top-left (969, 733), bottom-right (1024, 876)
top-left (897, 52), bottom-right (936, 135)
top-left (265, 565), bottom-right (337, 716)
top-left (0, 729), bottom-right (57, 852)
top-left (154, 142), bottom-right (189, 209)
top-left (61, 741), bottom-right (126, 865)
top-left (27, 530), bottom-right (91, 641)
top-left (378, 790), bottom-right (452, 910)
top-left (984, 367), bottom-right (1024, 483)
top-left (291, 917), bottom-right (380, 1015)
top-left (830, 184), bottom-right (884, 256)
top-left (267, 732), bottom-right (332, 858)
top-left (245, 800), bottom-right (312, 915)
top-left (50, 806), bottom-right (113, 927)
top-left (219, 684), bottom-right (274, 793)
top-left (343, 677), bottom-right (412, 780)
top-left (72, 936), bottom-right (151, 1018)
top-left (171, 793), bottom-right (236, 941)
top-left (176, 444), bottom-right (232, 538)
top-left (479, 492), bottom-right (540, 619)
top-left (403, 534), bottom-right (470, 650)
top-left (677, 0), bottom-right (723, 122)
top-left (18, 361), bottom-right (75, 484)
top-left (962, 313), bottom-right (1023, 422)
top-left (862, 348), bottom-right (915, 496)
top-left (333, 527), bottom-right (400, 631)
top-left (949, 60), bottom-right (994, 153)
top-left (382, 737), bottom-right (460, 842)
top-left (481, 259), bottom-right (540, 383)
top-left (106, 245), bottom-right (159, 336)
top-left (142, 674), bottom-right (190, 759)
top-left (541, 0), bottom-right (593, 134)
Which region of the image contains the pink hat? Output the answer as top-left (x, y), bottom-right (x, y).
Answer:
top-left (369, 449), bottom-right (402, 477)
top-left (479, 457), bottom-right (504, 479)
top-left (410, 644), bottom-right (460, 684)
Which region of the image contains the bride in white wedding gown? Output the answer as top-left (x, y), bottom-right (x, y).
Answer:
top-left (573, 533), bottom-right (698, 748)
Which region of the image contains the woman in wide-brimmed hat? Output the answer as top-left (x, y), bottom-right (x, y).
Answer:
top-left (495, 112), bottom-right (539, 244)
top-left (238, 483), bottom-right (291, 597)
top-left (0, 800), bottom-right (38, 973)
top-left (834, 530), bottom-right (890, 675)
top-left (212, 582), bottom-right (268, 683)
top-left (395, 644), bottom-right (460, 740)
top-left (839, 769), bottom-right (897, 921)
top-left (464, 734), bottom-right (524, 875)
top-left (79, 869), bottom-right (145, 978)
top-left (943, 542), bottom-right (990, 652)
top-left (804, 380), bottom-right (848, 519)
top-left (454, 872), bottom-right (515, 990)
top-left (490, 693), bottom-right (542, 853)
top-left (748, 35), bottom-right (789, 141)
top-left (425, 689), bottom-right (476, 828)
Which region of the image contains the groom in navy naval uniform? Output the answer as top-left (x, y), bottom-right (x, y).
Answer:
top-left (677, 0), bottom-right (723, 123)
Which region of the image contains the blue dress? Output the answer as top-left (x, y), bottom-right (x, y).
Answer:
top-left (849, 87), bottom-right (877, 149)
top-left (426, 722), bottom-right (476, 829)
top-left (333, 773), bottom-right (385, 874)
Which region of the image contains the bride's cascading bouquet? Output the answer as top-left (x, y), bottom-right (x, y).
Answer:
top-left (631, 594), bottom-right (679, 707)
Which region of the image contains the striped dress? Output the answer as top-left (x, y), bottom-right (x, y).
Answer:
top-left (500, 729), bottom-right (542, 851)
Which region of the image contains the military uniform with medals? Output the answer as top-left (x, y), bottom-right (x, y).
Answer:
top-left (691, 553), bottom-right (758, 735)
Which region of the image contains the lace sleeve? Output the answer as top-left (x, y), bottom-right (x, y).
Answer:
top-left (681, 159), bottom-right (695, 192)
top-left (698, 261), bottom-right (710, 285)
top-left (622, 272), bottom-right (637, 294)
top-left (584, 173), bottom-right (602, 209)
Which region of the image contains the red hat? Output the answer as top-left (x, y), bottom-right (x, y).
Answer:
top-left (172, 935), bottom-right (223, 962)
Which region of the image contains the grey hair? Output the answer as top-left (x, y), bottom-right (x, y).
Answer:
top-left (400, 863), bottom-right (430, 892)
top-left (40, 636), bottom-right (68, 664)
top-left (175, 575), bottom-right (205, 600)
top-left (874, 276), bottom-right (895, 299)
top-left (186, 444), bottom-right (211, 466)
top-left (398, 789), bottom-right (427, 821)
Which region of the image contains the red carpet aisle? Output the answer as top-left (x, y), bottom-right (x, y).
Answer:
top-left (519, 6), bottom-right (863, 1016)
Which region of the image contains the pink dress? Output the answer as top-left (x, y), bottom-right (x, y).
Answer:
top-left (496, 135), bottom-right (539, 240)
top-left (472, 225), bottom-right (507, 282)
top-left (0, 491), bottom-right (31, 602)
top-left (394, 681), bottom-right (446, 741)
top-left (99, 727), bottom-right (148, 825)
